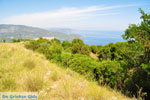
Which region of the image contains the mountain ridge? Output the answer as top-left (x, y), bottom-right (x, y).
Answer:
top-left (0, 24), bottom-right (81, 40)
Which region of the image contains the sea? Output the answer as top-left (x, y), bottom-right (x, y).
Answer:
top-left (69, 30), bottom-right (125, 46)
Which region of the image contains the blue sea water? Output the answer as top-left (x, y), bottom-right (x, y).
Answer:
top-left (71, 30), bottom-right (125, 45)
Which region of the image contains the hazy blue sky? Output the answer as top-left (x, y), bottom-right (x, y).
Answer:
top-left (0, 0), bottom-right (150, 31)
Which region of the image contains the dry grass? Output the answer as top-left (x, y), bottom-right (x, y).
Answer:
top-left (90, 52), bottom-right (98, 60)
top-left (0, 43), bottom-right (135, 100)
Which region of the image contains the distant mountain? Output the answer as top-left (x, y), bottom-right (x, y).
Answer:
top-left (0, 24), bottom-right (81, 40)
top-left (46, 28), bottom-right (80, 34)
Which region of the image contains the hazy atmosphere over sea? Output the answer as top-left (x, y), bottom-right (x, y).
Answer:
top-left (1, 0), bottom-right (149, 45)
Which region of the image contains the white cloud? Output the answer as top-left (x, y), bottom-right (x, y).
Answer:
top-left (0, 4), bottom-right (140, 30)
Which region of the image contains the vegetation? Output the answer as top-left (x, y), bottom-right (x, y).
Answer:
top-left (90, 45), bottom-right (98, 54)
top-left (71, 39), bottom-right (90, 55)
top-left (0, 43), bottom-right (132, 100)
top-left (0, 9), bottom-right (149, 99)
top-left (22, 9), bottom-right (150, 99)
top-left (1, 38), bottom-right (6, 43)
top-left (122, 8), bottom-right (150, 98)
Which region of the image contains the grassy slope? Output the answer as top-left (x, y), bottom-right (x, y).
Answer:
top-left (0, 43), bottom-right (134, 100)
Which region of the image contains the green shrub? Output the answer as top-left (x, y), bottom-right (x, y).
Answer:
top-left (125, 63), bottom-right (150, 96)
top-left (62, 53), bottom-right (97, 80)
top-left (25, 37), bottom-right (49, 50)
top-left (72, 38), bottom-right (84, 45)
top-left (71, 39), bottom-right (90, 56)
top-left (62, 41), bottom-right (72, 50)
top-left (80, 44), bottom-right (90, 56)
top-left (46, 43), bottom-right (62, 62)
top-left (95, 60), bottom-right (124, 88)
top-left (25, 38), bottom-right (63, 62)
top-left (50, 38), bottom-right (61, 44)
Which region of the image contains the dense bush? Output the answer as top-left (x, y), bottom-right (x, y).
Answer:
top-left (71, 39), bottom-right (90, 55)
top-left (95, 60), bottom-right (124, 88)
top-left (61, 53), bottom-right (97, 79)
top-left (25, 37), bottom-right (63, 62)
top-left (62, 40), bottom-right (72, 52)
top-left (25, 39), bottom-right (125, 87)
top-left (98, 42), bottom-right (129, 61)
top-left (46, 42), bottom-right (62, 61)
top-left (12, 38), bottom-right (30, 42)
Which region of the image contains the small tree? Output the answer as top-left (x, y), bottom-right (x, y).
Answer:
top-left (122, 9), bottom-right (150, 98)
top-left (1, 38), bottom-right (6, 43)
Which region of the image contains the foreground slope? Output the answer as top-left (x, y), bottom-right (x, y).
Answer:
top-left (0, 43), bottom-right (133, 100)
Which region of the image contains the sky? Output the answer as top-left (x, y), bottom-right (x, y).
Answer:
top-left (0, 0), bottom-right (150, 31)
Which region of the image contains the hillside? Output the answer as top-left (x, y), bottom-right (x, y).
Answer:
top-left (0, 24), bottom-right (81, 40)
top-left (0, 43), bottom-right (133, 100)
top-left (46, 28), bottom-right (80, 34)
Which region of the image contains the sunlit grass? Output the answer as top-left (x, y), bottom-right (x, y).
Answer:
top-left (0, 43), bottom-right (134, 100)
